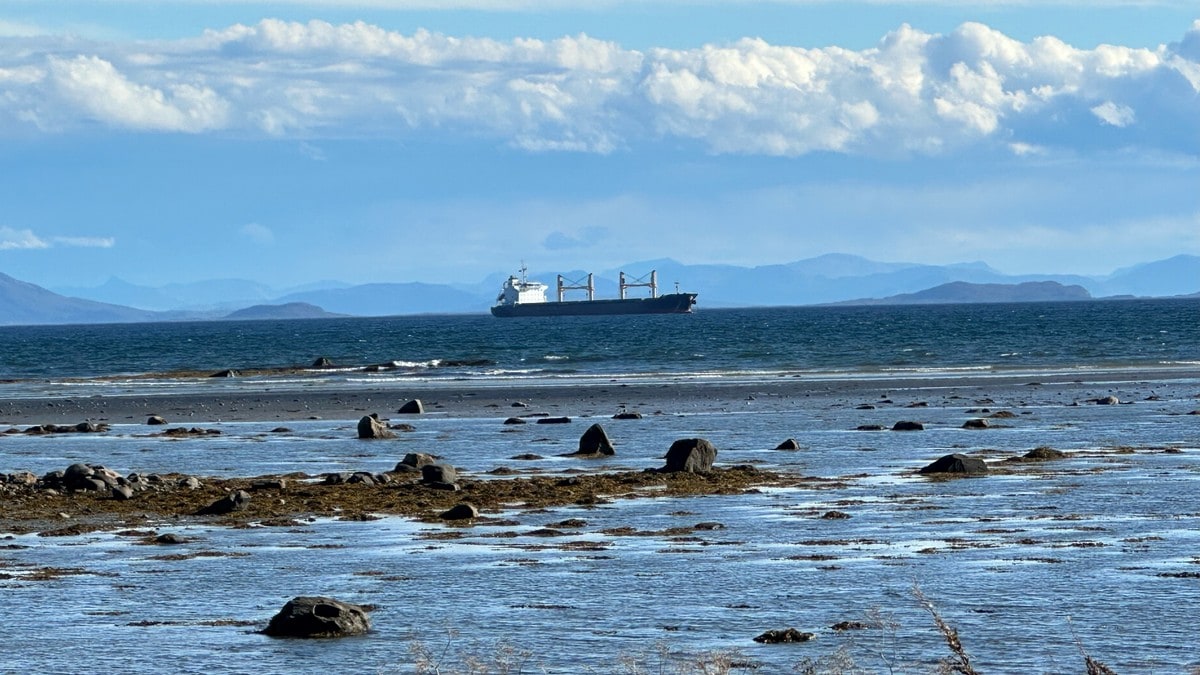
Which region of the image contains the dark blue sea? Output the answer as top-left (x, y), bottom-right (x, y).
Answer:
top-left (2, 300), bottom-right (1198, 391)
top-left (3, 300), bottom-right (1200, 673)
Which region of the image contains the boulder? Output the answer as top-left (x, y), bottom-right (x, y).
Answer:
top-left (502, 417), bottom-right (526, 425)
top-left (612, 411), bottom-right (643, 420)
top-left (147, 415), bottom-right (168, 425)
top-left (892, 421), bottom-right (925, 431)
top-left (210, 369), bottom-right (239, 378)
top-left (62, 463), bottom-right (96, 490)
top-left (196, 490), bottom-right (251, 515)
top-left (1094, 395), bottom-right (1120, 405)
top-left (421, 463), bottom-right (458, 486)
top-left (919, 453), bottom-right (987, 475)
top-left (962, 418), bottom-right (989, 429)
top-left (111, 485), bottom-right (135, 500)
top-left (662, 438), bottom-right (717, 473)
top-left (357, 414), bottom-right (395, 439)
top-left (397, 399), bottom-right (424, 414)
top-left (536, 416), bottom-right (571, 424)
top-left (393, 453), bottom-right (437, 473)
top-left (775, 438), bottom-right (801, 450)
top-left (440, 503), bottom-right (479, 520)
top-left (262, 596), bottom-right (371, 639)
top-left (574, 423), bottom-right (615, 455)
top-left (311, 357), bottom-right (334, 368)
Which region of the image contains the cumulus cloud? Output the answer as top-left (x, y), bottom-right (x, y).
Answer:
top-left (0, 18), bottom-right (1197, 154)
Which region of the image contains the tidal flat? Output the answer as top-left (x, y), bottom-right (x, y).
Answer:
top-left (3, 372), bottom-right (1200, 673)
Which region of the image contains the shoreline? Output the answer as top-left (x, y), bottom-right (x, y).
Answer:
top-left (3, 368), bottom-right (1198, 425)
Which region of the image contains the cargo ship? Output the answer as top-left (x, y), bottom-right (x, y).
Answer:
top-left (490, 267), bottom-right (697, 317)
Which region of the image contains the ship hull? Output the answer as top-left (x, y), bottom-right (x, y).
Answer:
top-left (491, 293), bottom-right (697, 317)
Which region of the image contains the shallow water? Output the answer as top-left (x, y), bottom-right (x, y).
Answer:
top-left (5, 379), bottom-right (1200, 672)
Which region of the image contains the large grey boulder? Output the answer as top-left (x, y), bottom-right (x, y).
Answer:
top-left (919, 453), bottom-right (987, 475)
top-left (421, 463), bottom-right (458, 487)
top-left (393, 453), bottom-right (437, 473)
top-left (357, 414), bottom-right (395, 439)
top-left (574, 423), bottom-right (615, 455)
top-left (263, 596), bottom-right (371, 638)
top-left (662, 438), bottom-right (717, 473)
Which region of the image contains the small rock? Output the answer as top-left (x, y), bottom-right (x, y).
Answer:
top-left (394, 453), bottom-right (437, 472)
top-left (503, 417), bottom-right (527, 425)
top-left (440, 503), bottom-right (479, 520)
top-left (962, 419), bottom-right (989, 429)
top-left (196, 490), bottom-right (251, 515)
top-left (147, 415), bottom-right (168, 425)
top-left (111, 485), bottom-right (135, 500)
top-left (421, 463), bottom-right (458, 485)
top-left (536, 416), bottom-right (571, 424)
top-left (753, 628), bottom-right (815, 644)
top-left (891, 421), bottom-right (925, 431)
top-left (397, 399), bottom-right (424, 414)
top-left (775, 438), bottom-right (801, 450)
top-left (612, 411), bottom-right (642, 420)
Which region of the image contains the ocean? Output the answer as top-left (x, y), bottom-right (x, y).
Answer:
top-left (2, 299), bottom-right (1198, 392)
top-left (3, 300), bottom-right (1200, 673)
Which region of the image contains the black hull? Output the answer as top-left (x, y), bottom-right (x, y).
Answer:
top-left (491, 293), bottom-right (697, 317)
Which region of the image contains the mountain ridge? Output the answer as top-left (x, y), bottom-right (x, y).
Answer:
top-left (11, 253), bottom-right (1199, 326)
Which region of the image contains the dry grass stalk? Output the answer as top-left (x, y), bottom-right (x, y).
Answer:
top-left (912, 585), bottom-right (980, 675)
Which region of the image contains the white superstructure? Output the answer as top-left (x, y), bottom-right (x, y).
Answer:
top-left (495, 266), bottom-right (549, 306)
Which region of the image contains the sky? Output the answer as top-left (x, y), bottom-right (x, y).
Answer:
top-left (1, 1), bottom-right (1198, 289)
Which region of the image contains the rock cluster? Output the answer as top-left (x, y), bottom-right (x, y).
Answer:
top-left (3, 463), bottom-right (169, 500)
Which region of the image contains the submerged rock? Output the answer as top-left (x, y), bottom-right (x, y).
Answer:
top-left (263, 596), bottom-right (371, 639)
top-left (962, 418), bottom-right (990, 429)
top-left (753, 628), bottom-right (815, 644)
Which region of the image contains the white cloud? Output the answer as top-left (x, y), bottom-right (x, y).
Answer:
top-left (0, 18), bottom-right (1196, 155)
top-left (0, 227), bottom-right (116, 250)
top-left (47, 55), bottom-right (229, 132)
top-left (240, 222), bottom-right (275, 244)
top-left (1091, 100), bottom-right (1136, 126)
top-left (0, 227), bottom-right (49, 250)
top-left (51, 236), bottom-right (116, 248)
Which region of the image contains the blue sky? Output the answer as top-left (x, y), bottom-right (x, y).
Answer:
top-left (1, 1), bottom-right (1198, 289)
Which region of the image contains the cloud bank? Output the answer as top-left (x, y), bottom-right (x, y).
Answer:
top-left (1, 18), bottom-right (1197, 156)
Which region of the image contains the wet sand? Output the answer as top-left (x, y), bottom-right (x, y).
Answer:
top-left (3, 369), bottom-right (1195, 425)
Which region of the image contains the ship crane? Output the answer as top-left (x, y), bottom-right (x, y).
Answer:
top-left (619, 270), bottom-right (658, 300)
top-left (557, 273), bottom-right (595, 302)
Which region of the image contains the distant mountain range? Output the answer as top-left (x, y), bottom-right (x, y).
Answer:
top-left (0, 254), bottom-right (1194, 326)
